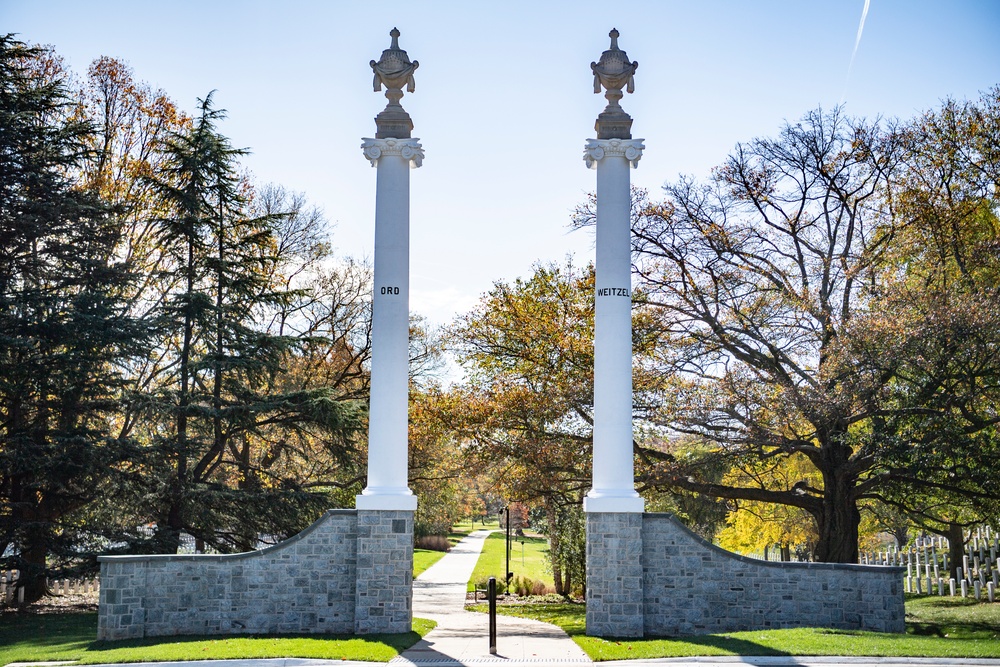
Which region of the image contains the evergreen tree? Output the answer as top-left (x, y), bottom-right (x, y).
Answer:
top-left (139, 94), bottom-right (363, 553)
top-left (0, 35), bottom-right (143, 602)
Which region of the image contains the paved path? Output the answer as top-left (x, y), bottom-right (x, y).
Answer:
top-left (393, 530), bottom-right (591, 665)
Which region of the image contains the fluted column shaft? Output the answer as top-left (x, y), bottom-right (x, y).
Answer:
top-left (583, 138), bottom-right (645, 514)
top-left (357, 138), bottom-right (422, 511)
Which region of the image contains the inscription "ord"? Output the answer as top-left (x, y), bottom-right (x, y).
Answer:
top-left (380, 286), bottom-right (400, 295)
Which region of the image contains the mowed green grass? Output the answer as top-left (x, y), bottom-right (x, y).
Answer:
top-left (466, 532), bottom-right (554, 592)
top-left (0, 613), bottom-right (435, 665)
top-left (457, 517), bottom-right (501, 532)
top-left (468, 595), bottom-right (1000, 661)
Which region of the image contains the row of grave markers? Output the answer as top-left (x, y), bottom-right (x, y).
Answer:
top-left (859, 526), bottom-right (998, 601)
top-left (0, 570), bottom-right (100, 604)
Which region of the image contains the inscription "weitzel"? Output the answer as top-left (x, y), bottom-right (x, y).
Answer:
top-left (597, 287), bottom-right (631, 297)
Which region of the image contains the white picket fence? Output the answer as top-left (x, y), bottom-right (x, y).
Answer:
top-left (0, 570), bottom-right (100, 604)
top-left (859, 526), bottom-right (998, 602)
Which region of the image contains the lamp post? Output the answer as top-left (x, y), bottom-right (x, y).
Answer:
top-left (505, 506), bottom-right (512, 595)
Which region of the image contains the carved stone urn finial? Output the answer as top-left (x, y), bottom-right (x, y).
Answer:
top-left (591, 28), bottom-right (638, 139)
top-left (370, 27), bottom-right (419, 138)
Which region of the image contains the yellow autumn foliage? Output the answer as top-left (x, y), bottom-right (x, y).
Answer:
top-left (716, 453), bottom-right (820, 556)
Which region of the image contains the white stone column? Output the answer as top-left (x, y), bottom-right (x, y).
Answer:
top-left (583, 138), bottom-right (644, 514)
top-left (356, 138), bottom-right (422, 511)
top-left (583, 29), bottom-right (646, 639)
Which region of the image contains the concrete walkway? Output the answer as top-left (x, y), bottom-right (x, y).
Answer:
top-left (393, 530), bottom-right (591, 665)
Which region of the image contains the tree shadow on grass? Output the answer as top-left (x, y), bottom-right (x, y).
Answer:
top-left (906, 621), bottom-right (1000, 640)
top-left (653, 634), bottom-right (793, 656)
top-left (87, 630), bottom-right (424, 652)
top-left (585, 633), bottom-right (793, 659)
top-left (1, 609), bottom-right (429, 663)
top-left (905, 596), bottom-right (1000, 639)
top-left (0, 611), bottom-right (96, 648)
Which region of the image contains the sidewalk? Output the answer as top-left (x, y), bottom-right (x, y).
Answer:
top-left (393, 529), bottom-right (591, 665)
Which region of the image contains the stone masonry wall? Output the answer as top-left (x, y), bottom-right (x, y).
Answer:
top-left (354, 510), bottom-right (414, 634)
top-left (98, 510), bottom-right (359, 640)
top-left (641, 513), bottom-right (905, 636)
top-left (586, 512), bottom-right (644, 637)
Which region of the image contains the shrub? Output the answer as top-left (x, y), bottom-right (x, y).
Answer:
top-left (474, 575), bottom-right (506, 595)
top-left (415, 535), bottom-right (450, 552)
top-left (509, 575), bottom-right (550, 596)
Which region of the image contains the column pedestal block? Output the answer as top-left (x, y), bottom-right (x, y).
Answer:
top-left (354, 509), bottom-right (414, 634)
top-left (586, 511), bottom-right (644, 637)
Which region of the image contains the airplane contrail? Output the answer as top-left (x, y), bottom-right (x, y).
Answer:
top-left (841, 0), bottom-right (871, 105)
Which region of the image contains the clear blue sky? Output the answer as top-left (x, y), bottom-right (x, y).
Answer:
top-left (3, 0), bottom-right (999, 327)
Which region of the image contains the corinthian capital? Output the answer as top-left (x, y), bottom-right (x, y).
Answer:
top-left (583, 138), bottom-right (645, 169)
top-left (361, 138), bottom-right (424, 168)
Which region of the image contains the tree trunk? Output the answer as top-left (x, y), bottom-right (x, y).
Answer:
top-left (165, 237), bottom-right (196, 556)
top-left (18, 541), bottom-right (49, 605)
top-left (813, 486), bottom-right (861, 563)
top-left (544, 498), bottom-right (565, 595)
top-left (946, 522), bottom-right (965, 581)
top-left (813, 435), bottom-right (862, 563)
top-left (156, 505), bottom-right (183, 554)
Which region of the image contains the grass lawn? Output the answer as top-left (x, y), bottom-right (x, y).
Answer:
top-left (0, 612), bottom-right (435, 665)
top-left (466, 531), bottom-right (553, 592)
top-left (456, 517), bottom-right (501, 533)
top-left (468, 595), bottom-right (1000, 661)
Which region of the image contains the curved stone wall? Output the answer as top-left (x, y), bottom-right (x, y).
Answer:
top-left (641, 513), bottom-right (905, 636)
top-left (97, 509), bottom-right (414, 640)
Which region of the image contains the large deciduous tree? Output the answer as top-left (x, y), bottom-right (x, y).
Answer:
top-left (623, 101), bottom-right (998, 563)
top-left (447, 262), bottom-right (602, 594)
top-left (858, 89), bottom-right (1000, 575)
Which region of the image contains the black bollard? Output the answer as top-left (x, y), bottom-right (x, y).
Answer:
top-left (488, 576), bottom-right (497, 654)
